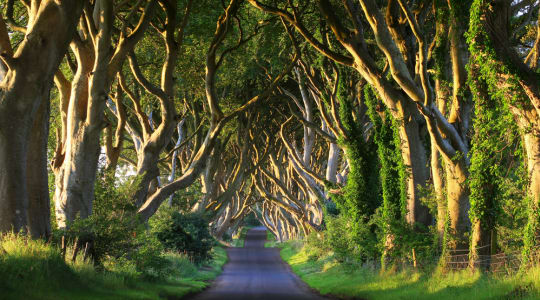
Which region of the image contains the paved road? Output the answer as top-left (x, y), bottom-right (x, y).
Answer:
top-left (189, 227), bottom-right (327, 300)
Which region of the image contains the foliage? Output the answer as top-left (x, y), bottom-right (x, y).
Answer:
top-left (278, 239), bottom-right (540, 300)
top-left (242, 212), bottom-right (261, 227)
top-left (57, 173), bottom-right (169, 280)
top-left (364, 85), bottom-right (414, 267)
top-left (0, 232), bottom-right (228, 299)
top-left (329, 69), bottom-right (381, 258)
top-left (63, 173), bottom-right (140, 263)
top-left (152, 210), bottom-right (215, 264)
top-left (467, 0), bottom-right (533, 254)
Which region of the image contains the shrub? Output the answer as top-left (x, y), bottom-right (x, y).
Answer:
top-left (58, 173), bottom-right (170, 280)
top-left (60, 173), bottom-right (140, 264)
top-left (154, 211), bottom-right (215, 264)
top-left (130, 232), bottom-right (170, 281)
top-left (304, 231), bottom-right (328, 261)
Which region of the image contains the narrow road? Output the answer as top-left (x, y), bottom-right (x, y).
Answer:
top-left (190, 227), bottom-right (327, 300)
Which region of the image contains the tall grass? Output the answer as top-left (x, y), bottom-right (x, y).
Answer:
top-left (0, 233), bottom-right (228, 300)
top-left (278, 239), bottom-right (540, 300)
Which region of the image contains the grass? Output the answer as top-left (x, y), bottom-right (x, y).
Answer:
top-left (0, 232), bottom-right (228, 300)
top-left (230, 226), bottom-right (251, 248)
top-left (264, 230), bottom-right (277, 248)
top-left (277, 240), bottom-right (540, 300)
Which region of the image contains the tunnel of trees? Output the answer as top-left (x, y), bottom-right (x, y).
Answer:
top-left (0, 0), bottom-right (539, 275)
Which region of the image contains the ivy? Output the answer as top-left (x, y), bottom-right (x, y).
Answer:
top-left (364, 85), bottom-right (413, 267)
top-left (467, 0), bottom-right (533, 255)
top-left (327, 69), bottom-right (380, 261)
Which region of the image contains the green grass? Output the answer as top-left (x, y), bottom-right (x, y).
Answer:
top-left (264, 229), bottom-right (277, 248)
top-left (230, 226), bottom-right (251, 248)
top-left (0, 232), bottom-right (228, 300)
top-left (278, 240), bottom-right (540, 300)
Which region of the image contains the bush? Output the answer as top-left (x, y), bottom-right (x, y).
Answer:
top-left (154, 211), bottom-right (215, 264)
top-left (325, 215), bottom-right (359, 262)
top-left (58, 173), bottom-right (170, 280)
top-left (61, 173), bottom-right (140, 264)
top-left (304, 231), bottom-right (328, 261)
top-left (130, 232), bottom-right (170, 281)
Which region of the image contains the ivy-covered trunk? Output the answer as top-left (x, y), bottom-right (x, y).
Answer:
top-left (468, 0), bottom-right (540, 258)
top-left (398, 113), bottom-right (431, 226)
top-left (365, 86), bottom-right (406, 268)
top-left (523, 128), bottom-right (540, 251)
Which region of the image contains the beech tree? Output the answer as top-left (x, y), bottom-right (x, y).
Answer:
top-left (0, 1), bottom-right (83, 236)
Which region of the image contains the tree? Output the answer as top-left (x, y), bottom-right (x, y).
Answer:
top-left (0, 1), bottom-right (83, 236)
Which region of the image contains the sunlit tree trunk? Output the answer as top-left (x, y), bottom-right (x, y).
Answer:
top-left (0, 1), bottom-right (83, 233)
top-left (55, 1), bottom-right (155, 228)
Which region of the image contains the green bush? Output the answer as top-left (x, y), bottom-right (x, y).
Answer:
top-left (154, 211), bottom-right (215, 264)
top-left (58, 173), bottom-right (170, 280)
top-left (303, 231), bottom-right (328, 261)
top-left (60, 173), bottom-right (140, 264)
top-left (130, 232), bottom-right (170, 281)
top-left (325, 215), bottom-right (359, 262)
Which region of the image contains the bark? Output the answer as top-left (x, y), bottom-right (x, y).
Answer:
top-left (56, 1), bottom-right (114, 227)
top-left (192, 146), bottom-right (221, 213)
top-left (432, 143), bottom-right (445, 240)
top-left (326, 142), bottom-right (340, 183)
top-left (167, 120), bottom-right (186, 206)
top-left (524, 130), bottom-right (540, 215)
top-left (398, 107), bottom-right (431, 225)
top-left (26, 91), bottom-right (51, 238)
top-left (445, 159), bottom-right (470, 249)
top-left (55, 0), bottom-right (156, 228)
top-left (0, 1), bottom-right (83, 233)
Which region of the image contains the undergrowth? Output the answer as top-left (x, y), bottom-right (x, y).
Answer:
top-left (278, 239), bottom-right (540, 300)
top-left (0, 232), bottom-right (227, 300)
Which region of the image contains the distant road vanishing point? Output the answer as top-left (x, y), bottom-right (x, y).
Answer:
top-left (189, 227), bottom-right (328, 300)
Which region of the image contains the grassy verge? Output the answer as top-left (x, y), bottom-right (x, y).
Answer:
top-left (230, 226), bottom-right (252, 248)
top-left (278, 240), bottom-right (540, 300)
top-left (0, 233), bottom-right (227, 300)
top-left (264, 230), bottom-right (277, 248)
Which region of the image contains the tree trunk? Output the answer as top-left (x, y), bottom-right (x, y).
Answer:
top-left (55, 43), bottom-right (99, 228)
top-left (524, 128), bottom-right (540, 247)
top-left (444, 159), bottom-right (470, 251)
top-left (0, 125), bottom-right (30, 232)
top-left (398, 110), bottom-right (431, 226)
top-left (0, 1), bottom-right (83, 232)
top-left (432, 144), bottom-right (446, 241)
top-left (326, 142), bottom-right (340, 183)
top-left (26, 92), bottom-right (52, 238)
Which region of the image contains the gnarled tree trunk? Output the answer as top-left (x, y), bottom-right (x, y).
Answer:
top-left (0, 1), bottom-right (83, 233)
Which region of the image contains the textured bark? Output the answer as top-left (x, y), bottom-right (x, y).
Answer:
top-left (431, 144), bottom-right (445, 240)
top-left (55, 1), bottom-right (156, 228)
top-left (399, 109), bottom-right (431, 225)
top-left (524, 130), bottom-right (540, 213)
top-left (445, 159), bottom-right (470, 249)
top-left (55, 42), bottom-right (98, 228)
top-left (26, 91), bottom-right (52, 238)
top-left (0, 1), bottom-right (83, 232)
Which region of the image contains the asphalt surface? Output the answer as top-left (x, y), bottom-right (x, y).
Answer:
top-left (189, 227), bottom-right (327, 300)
